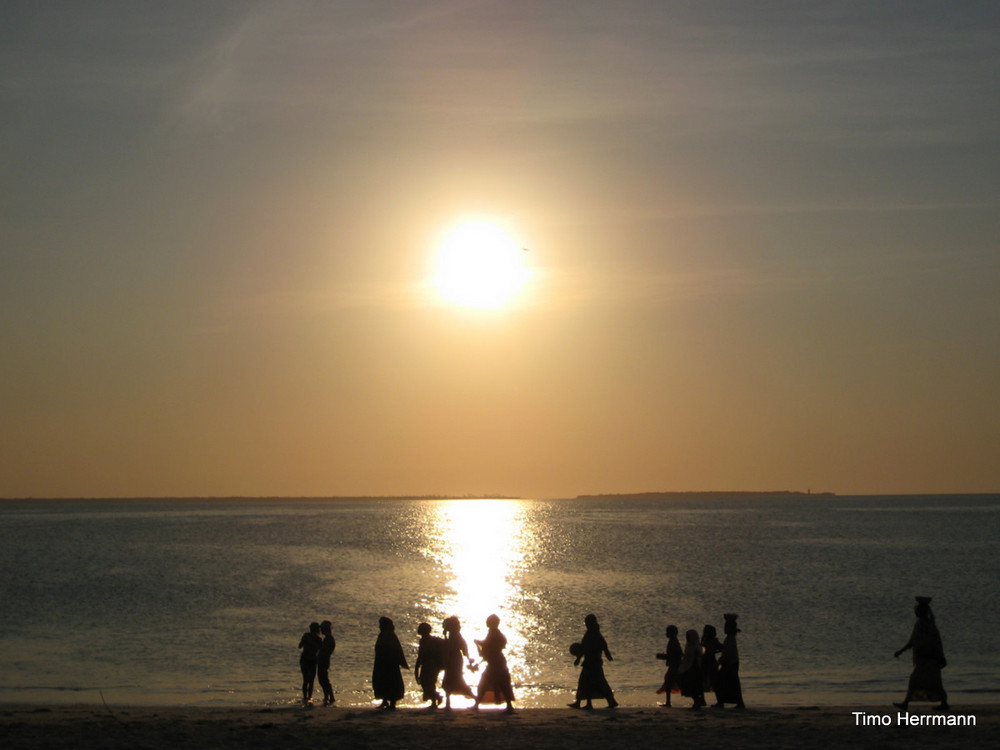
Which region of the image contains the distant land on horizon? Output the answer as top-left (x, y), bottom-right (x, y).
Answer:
top-left (574, 490), bottom-right (836, 500)
top-left (1, 490), bottom-right (838, 503)
top-left (5, 491), bottom-right (1000, 503)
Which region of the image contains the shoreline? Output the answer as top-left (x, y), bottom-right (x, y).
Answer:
top-left (3, 703), bottom-right (998, 750)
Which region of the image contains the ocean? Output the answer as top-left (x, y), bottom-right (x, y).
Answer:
top-left (0, 495), bottom-right (997, 708)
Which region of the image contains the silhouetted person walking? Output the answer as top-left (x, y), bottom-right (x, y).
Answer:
top-left (894, 597), bottom-right (949, 712)
top-left (655, 624), bottom-right (683, 706)
top-left (372, 616), bottom-right (409, 710)
top-left (714, 613), bottom-right (745, 708)
top-left (701, 624), bottom-right (722, 697)
top-left (297, 622), bottom-right (322, 706)
top-left (678, 628), bottom-right (705, 710)
top-left (415, 622), bottom-right (445, 709)
top-left (474, 614), bottom-right (515, 713)
top-left (568, 613), bottom-right (618, 710)
top-left (441, 616), bottom-right (475, 709)
top-left (317, 620), bottom-right (336, 706)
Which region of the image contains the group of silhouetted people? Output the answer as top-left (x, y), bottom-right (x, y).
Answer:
top-left (655, 613), bottom-right (745, 710)
top-left (373, 613), bottom-right (515, 711)
top-left (297, 599), bottom-right (947, 712)
top-left (299, 613), bottom-right (516, 711)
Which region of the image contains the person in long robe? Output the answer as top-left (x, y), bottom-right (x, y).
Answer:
top-left (701, 624), bottom-right (722, 695)
top-left (894, 597), bottom-right (949, 711)
top-left (317, 620), bottom-right (336, 706)
top-left (441, 616), bottom-right (475, 709)
top-left (713, 613), bottom-right (745, 708)
top-left (297, 622), bottom-right (322, 706)
top-left (678, 628), bottom-right (705, 710)
top-left (414, 622), bottom-right (445, 708)
top-left (474, 614), bottom-right (515, 713)
top-left (568, 614), bottom-right (618, 709)
top-left (655, 625), bottom-right (684, 706)
top-left (372, 616), bottom-right (409, 710)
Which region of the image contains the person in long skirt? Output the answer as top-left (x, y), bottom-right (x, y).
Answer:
top-left (655, 624), bottom-right (684, 706)
top-left (568, 613), bottom-right (618, 710)
top-left (441, 616), bottom-right (475, 709)
top-left (474, 614), bottom-right (515, 713)
top-left (678, 629), bottom-right (705, 710)
top-left (701, 624), bottom-right (722, 697)
top-left (894, 597), bottom-right (949, 711)
top-left (714, 613), bottom-right (745, 708)
top-left (415, 622), bottom-right (445, 709)
top-left (297, 622), bottom-right (322, 706)
top-left (372, 616), bottom-right (409, 710)
top-left (317, 620), bottom-right (337, 706)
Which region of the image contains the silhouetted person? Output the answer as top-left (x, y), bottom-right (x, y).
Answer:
top-left (894, 597), bottom-right (949, 712)
top-left (701, 624), bottom-right (722, 696)
top-left (415, 622), bottom-right (445, 709)
top-left (714, 613), bottom-right (745, 708)
top-left (441, 616), bottom-right (475, 709)
top-left (474, 614), bottom-right (515, 713)
top-left (568, 613), bottom-right (618, 710)
top-left (297, 622), bottom-right (322, 706)
top-left (678, 628), bottom-right (705, 710)
top-left (655, 624), bottom-right (684, 706)
top-left (372, 616), bottom-right (409, 710)
top-left (317, 620), bottom-right (336, 706)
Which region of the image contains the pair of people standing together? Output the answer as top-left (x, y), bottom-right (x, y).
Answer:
top-left (297, 620), bottom-right (336, 706)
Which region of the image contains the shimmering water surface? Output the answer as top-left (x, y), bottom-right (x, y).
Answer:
top-left (0, 495), bottom-right (997, 707)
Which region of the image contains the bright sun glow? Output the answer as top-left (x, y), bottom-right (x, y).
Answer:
top-left (432, 220), bottom-right (530, 309)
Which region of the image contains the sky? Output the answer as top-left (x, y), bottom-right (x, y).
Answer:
top-left (2, 1), bottom-right (999, 499)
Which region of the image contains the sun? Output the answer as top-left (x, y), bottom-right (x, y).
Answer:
top-left (432, 220), bottom-right (530, 309)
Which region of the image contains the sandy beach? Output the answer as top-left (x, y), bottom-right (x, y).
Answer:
top-left (2, 703), bottom-right (997, 750)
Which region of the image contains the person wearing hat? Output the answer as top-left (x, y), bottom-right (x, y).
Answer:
top-left (894, 597), bottom-right (949, 712)
top-left (714, 613), bottom-right (745, 708)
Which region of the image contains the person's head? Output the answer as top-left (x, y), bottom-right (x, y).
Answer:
top-left (666, 625), bottom-right (678, 639)
top-left (320, 620), bottom-right (332, 636)
top-left (915, 596), bottom-right (933, 620)
top-left (309, 622), bottom-right (320, 634)
top-left (723, 613), bottom-right (740, 635)
top-left (584, 613), bottom-right (599, 629)
top-left (379, 616), bottom-right (394, 632)
top-left (702, 624), bottom-right (716, 640)
top-left (418, 622), bottom-right (432, 636)
top-left (486, 614), bottom-right (501, 629)
top-left (685, 629), bottom-right (699, 644)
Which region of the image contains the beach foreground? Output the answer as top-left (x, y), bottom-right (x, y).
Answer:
top-left (2, 703), bottom-right (997, 750)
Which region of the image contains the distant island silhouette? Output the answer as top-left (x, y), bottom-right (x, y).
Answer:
top-left (574, 490), bottom-right (836, 500)
top-left (4, 491), bottom-right (841, 503)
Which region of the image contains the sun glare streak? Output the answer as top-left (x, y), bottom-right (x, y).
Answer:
top-left (432, 220), bottom-right (531, 309)
top-left (423, 499), bottom-right (537, 705)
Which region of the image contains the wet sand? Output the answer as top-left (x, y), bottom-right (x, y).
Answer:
top-left (2, 703), bottom-right (997, 750)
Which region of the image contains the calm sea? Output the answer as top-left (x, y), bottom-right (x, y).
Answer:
top-left (0, 495), bottom-right (997, 708)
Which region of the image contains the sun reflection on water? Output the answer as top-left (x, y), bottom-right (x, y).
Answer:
top-left (422, 499), bottom-right (539, 705)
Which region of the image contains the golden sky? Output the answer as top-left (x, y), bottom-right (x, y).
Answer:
top-left (2, 2), bottom-right (999, 498)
